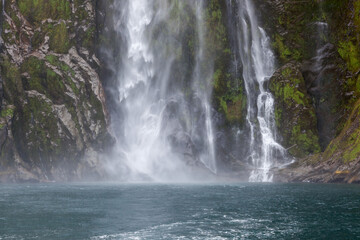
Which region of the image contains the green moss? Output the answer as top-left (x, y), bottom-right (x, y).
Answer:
top-left (21, 56), bottom-right (66, 103)
top-left (270, 0), bottom-right (322, 63)
top-left (9, 9), bottom-right (21, 30)
top-left (49, 22), bottom-right (71, 53)
top-left (81, 26), bottom-right (95, 49)
top-left (283, 83), bottom-right (305, 105)
top-left (356, 75), bottom-right (360, 93)
top-left (275, 108), bottom-right (282, 128)
top-left (18, 0), bottom-right (71, 24)
top-left (46, 55), bottom-right (78, 95)
top-left (271, 70), bottom-right (305, 106)
top-left (2, 21), bottom-right (15, 45)
top-left (323, 141), bottom-right (337, 159)
top-left (340, 100), bottom-right (360, 162)
top-left (226, 94), bottom-right (246, 123)
top-left (213, 69), bottom-right (222, 91)
top-left (31, 31), bottom-right (45, 49)
top-left (270, 64), bottom-right (321, 158)
top-left (321, 98), bottom-right (360, 162)
top-left (45, 54), bottom-right (74, 75)
top-left (217, 83), bottom-right (246, 124)
top-left (290, 125), bottom-right (321, 156)
top-left (338, 40), bottom-right (360, 72)
top-left (66, 77), bottom-right (79, 95)
top-left (0, 108), bottom-right (14, 118)
top-left (354, 1), bottom-right (360, 29)
top-left (75, 7), bottom-right (89, 22)
top-left (203, 0), bottom-right (248, 125)
top-left (281, 68), bottom-right (292, 78)
top-left (219, 97), bottom-right (228, 114)
top-left (0, 56), bottom-right (24, 104)
top-left (15, 95), bottom-right (65, 165)
top-left (273, 34), bottom-right (292, 62)
top-left (343, 145), bottom-right (360, 162)
top-left (204, 0), bottom-right (229, 62)
top-left (45, 55), bottom-right (58, 65)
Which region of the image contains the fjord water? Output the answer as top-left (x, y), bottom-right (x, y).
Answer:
top-left (1, 183), bottom-right (360, 239)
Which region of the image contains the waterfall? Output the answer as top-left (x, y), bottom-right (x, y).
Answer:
top-left (230, 0), bottom-right (287, 182)
top-left (303, 4), bottom-right (333, 149)
top-left (192, 1), bottom-right (217, 174)
top-left (102, 0), bottom-right (290, 182)
top-left (106, 0), bottom-right (217, 181)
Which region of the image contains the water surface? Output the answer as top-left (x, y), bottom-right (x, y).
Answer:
top-left (0, 183), bottom-right (359, 239)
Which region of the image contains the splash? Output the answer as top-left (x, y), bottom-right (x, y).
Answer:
top-left (104, 0), bottom-right (217, 182)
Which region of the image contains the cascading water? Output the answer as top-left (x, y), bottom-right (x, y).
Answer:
top-left (102, 0), bottom-right (290, 182)
top-left (105, 0), bottom-right (217, 181)
top-left (192, 1), bottom-right (217, 174)
top-left (303, 6), bottom-right (335, 149)
top-left (230, 0), bottom-right (287, 182)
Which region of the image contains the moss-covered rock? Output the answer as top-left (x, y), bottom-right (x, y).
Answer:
top-left (265, 0), bottom-right (359, 155)
top-left (214, 71), bottom-right (246, 124)
top-left (269, 63), bottom-right (321, 158)
top-left (0, 0), bottom-right (111, 182)
top-left (320, 0), bottom-right (360, 106)
top-left (13, 93), bottom-right (74, 172)
top-left (321, 99), bottom-right (360, 163)
top-left (20, 56), bottom-right (66, 103)
top-left (0, 56), bottom-right (24, 104)
top-left (264, 0), bottom-right (321, 64)
top-left (18, 0), bottom-right (71, 24)
top-left (278, 98), bottom-right (360, 184)
top-left (204, 0), bottom-right (247, 126)
top-left (49, 22), bottom-right (71, 54)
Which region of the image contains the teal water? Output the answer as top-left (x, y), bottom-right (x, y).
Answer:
top-left (0, 183), bottom-right (359, 239)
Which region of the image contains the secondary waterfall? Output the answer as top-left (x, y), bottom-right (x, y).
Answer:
top-left (105, 0), bottom-right (217, 181)
top-left (229, 0), bottom-right (287, 182)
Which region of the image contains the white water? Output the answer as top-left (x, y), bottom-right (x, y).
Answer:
top-left (192, 1), bottom-right (217, 174)
top-left (235, 0), bottom-right (287, 182)
top-left (312, 21), bottom-right (329, 74)
top-left (107, 0), bottom-right (217, 181)
top-left (104, 0), bottom-right (291, 182)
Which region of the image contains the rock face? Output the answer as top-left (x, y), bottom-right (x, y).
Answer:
top-left (0, 0), bottom-right (112, 182)
top-left (267, 0), bottom-right (360, 183)
top-left (269, 63), bottom-right (321, 158)
top-left (276, 98), bottom-right (360, 184)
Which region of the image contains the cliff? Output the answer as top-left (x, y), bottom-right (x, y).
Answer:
top-left (0, 0), bottom-right (112, 182)
top-left (0, 0), bottom-right (359, 183)
top-left (266, 0), bottom-right (360, 183)
top-left (205, 0), bottom-right (360, 182)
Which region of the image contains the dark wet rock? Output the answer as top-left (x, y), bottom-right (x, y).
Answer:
top-left (269, 62), bottom-right (321, 158)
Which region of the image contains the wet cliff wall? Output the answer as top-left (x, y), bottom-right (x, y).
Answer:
top-left (0, 0), bottom-right (112, 182)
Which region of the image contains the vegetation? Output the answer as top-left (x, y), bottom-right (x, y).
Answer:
top-left (18, 0), bottom-right (71, 24)
top-left (269, 64), bottom-right (321, 157)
